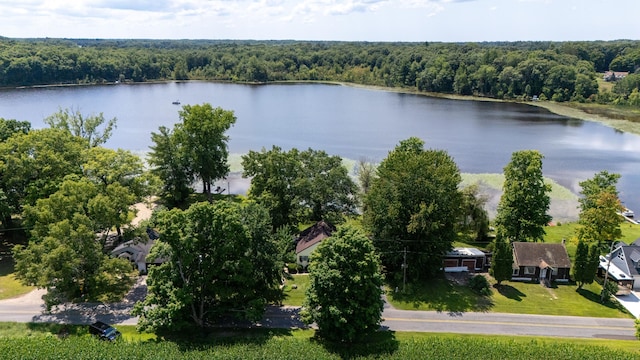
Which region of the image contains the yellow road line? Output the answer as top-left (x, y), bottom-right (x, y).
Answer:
top-left (382, 317), bottom-right (632, 331)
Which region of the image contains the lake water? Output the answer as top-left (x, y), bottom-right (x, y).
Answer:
top-left (1, 82), bottom-right (640, 215)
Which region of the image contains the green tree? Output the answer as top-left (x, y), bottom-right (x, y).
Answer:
top-left (459, 184), bottom-right (490, 242)
top-left (13, 176), bottom-right (137, 308)
top-left (148, 126), bottom-right (194, 209)
top-left (301, 225), bottom-right (384, 343)
top-left (573, 240), bottom-right (600, 289)
top-left (176, 104), bottom-right (236, 202)
top-left (44, 107), bottom-right (117, 148)
top-left (363, 137), bottom-right (462, 281)
top-left (0, 118), bottom-right (31, 142)
top-left (0, 128), bottom-right (85, 220)
top-left (490, 235), bottom-right (513, 285)
top-left (495, 150), bottom-right (551, 242)
top-left (132, 201), bottom-right (281, 332)
top-left (242, 146), bottom-right (357, 230)
top-left (577, 171), bottom-right (623, 250)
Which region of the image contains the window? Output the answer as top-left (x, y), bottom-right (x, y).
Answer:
top-left (512, 268), bottom-right (519, 276)
top-left (551, 268), bottom-right (558, 275)
top-left (299, 256), bottom-right (309, 263)
top-left (524, 266), bottom-right (536, 275)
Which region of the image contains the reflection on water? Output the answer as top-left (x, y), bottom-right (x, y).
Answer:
top-left (1, 82), bottom-right (640, 214)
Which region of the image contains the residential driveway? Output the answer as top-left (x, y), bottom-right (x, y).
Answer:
top-left (615, 291), bottom-right (640, 318)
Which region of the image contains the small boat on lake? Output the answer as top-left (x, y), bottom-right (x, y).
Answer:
top-left (622, 208), bottom-right (635, 217)
top-left (172, 100), bottom-right (181, 105)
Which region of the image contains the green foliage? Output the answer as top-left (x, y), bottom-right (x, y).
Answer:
top-left (148, 126), bottom-right (194, 208)
top-left (364, 137), bottom-right (463, 281)
top-left (495, 150), bottom-right (551, 242)
top-left (0, 128), bottom-right (86, 215)
top-left (636, 318), bottom-right (640, 340)
top-left (242, 146), bottom-right (357, 230)
top-left (0, 330), bottom-right (638, 360)
top-left (0, 118), bottom-right (30, 142)
top-left (176, 104), bottom-right (236, 201)
top-left (459, 184), bottom-right (490, 241)
top-left (490, 236), bottom-right (513, 285)
top-left (302, 224), bottom-right (384, 343)
top-left (577, 171), bottom-right (624, 250)
top-left (600, 277), bottom-right (620, 302)
top-left (133, 201), bottom-right (282, 332)
top-left (13, 176), bottom-right (137, 308)
top-left (468, 275), bottom-right (492, 296)
top-left (573, 240), bottom-right (600, 289)
top-left (44, 107), bottom-right (117, 148)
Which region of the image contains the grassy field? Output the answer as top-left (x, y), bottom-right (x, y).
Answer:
top-left (0, 258), bottom-right (33, 300)
top-left (0, 323), bottom-right (638, 359)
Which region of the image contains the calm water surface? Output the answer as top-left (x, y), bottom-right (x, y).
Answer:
top-left (1, 82), bottom-right (639, 212)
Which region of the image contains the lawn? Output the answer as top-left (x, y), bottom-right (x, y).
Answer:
top-left (387, 276), bottom-right (632, 319)
top-left (282, 274), bottom-right (310, 306)
top-left (0, 258), bottom-right (33, 300)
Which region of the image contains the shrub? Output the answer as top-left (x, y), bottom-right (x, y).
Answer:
top-left (469, 275), bottom-right (492, 296)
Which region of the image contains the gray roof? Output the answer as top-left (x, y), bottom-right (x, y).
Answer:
top-left (609, 245), bottom-right (640, 278)
top-left (512, 242), bottom-right (571, 269)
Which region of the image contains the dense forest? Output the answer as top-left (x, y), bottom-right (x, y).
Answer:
top-left (1, 38), bottom-right (640, 106)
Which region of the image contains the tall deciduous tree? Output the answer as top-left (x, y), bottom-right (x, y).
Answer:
top-left (0, 128), bottom-right (85, 220)
top-left (176, 104), bottom-right (236, 201)
top-left (13, 176), bottom-right (137, 308)
top-left (302, 225), bottom-right (384, 343)
top-left (490, 235), bottom-right (513, 286)
top-left (495, 150), bottom-right (551, 242)
top-left (459, 184), bottom-right (490, 242)
top-left (363, 137), bottom-right (462, 281)
top-left (242, 146), bottom-right (357, 230)
top-left (577, 171), bottom-right (624, 250)
top-left (0, 118), bottom-right (30, 142)
top-left (132, 201), bottom-right (281, 332)
top-left (148, 126), bottom-right (194, 209)
top-left (44, 107), bottom-right (117, 148)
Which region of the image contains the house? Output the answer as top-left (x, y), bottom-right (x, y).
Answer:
top-left (111, 229), bottom-right (163, 274)
top-left (598, 240), bottom-right (640, 291)
top-left (603, 71), bottom-right (629, 82)
top-left (443, 247), bottom-right (491, 273)
top-left (511, 242), bottom-right (571, 284)
top-left (295, 221), bottom-right (335, 269)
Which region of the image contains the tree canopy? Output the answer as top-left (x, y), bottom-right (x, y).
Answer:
top-left (302, 224), bottom-right (384, 343)
top-left (132, 201), bottom-right (282, 332)
top-left (363, 137), bottom-right (462, 281)
top-left (242, 146), bottom-right (357, 230)
top-left (44, 108), bottom-right (117, 148)
top-left (495, 150), bottom-right (551, 242)
top-left (577, 171), bottom-right (624, 250)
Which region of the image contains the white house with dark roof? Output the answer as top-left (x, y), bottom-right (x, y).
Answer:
top-left (294, 221), bottom-right (335, 269)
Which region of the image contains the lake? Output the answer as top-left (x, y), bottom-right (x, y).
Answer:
top-left (1, 82), bottom-right (640, 216)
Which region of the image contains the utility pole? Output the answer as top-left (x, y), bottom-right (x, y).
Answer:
top-left (601, 241), bottom-right (616, 303)
top-left (402, 247), bottom-right (407, 293)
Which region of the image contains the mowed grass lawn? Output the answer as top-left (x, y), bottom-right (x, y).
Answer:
top-left (0, 258), bottom-right (33, 300)
top-left (282, 274), bottom-right (310, 306)
top-left (387, 276), bottom-right (632, 319)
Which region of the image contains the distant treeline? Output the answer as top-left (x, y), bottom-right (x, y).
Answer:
top-left (1, 38), bottom-right (640, 105)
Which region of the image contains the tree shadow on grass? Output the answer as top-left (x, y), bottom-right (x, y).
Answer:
top-left (311, 330), bottom-right (399, 360)
top-left (389, 277), bottom-right (493, 314)
top-left (576, 288), bottom-right (629, 313)
top-left (494, 284), bottom-right (526, 301)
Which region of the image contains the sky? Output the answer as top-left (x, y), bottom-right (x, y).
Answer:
top-left (0, 0), bottom-right (638, 42)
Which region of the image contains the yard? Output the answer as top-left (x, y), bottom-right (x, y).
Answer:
top-left (387, 276), bottom-right (632, 319)
top-left (282, 274), bottom-right (310, 306)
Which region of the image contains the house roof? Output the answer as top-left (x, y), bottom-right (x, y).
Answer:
top-left (295, 221), bottom-right (335, 254)
top-left (112, 238), bottom-right (160, 264)
top-left (446, 247), bottom-right (486, 257)
top-left (608, 245), bottom-right (640, 278)
top-left (512, 242), bottom-right (571, 269)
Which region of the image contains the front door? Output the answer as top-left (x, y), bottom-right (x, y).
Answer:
top-left (540, 268), bottom-right (547, 279)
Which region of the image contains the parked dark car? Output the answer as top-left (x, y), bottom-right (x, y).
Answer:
top-left (88, 321), bottom-right (121, 341)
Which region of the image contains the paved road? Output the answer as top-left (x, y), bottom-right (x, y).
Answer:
top-left (1, 288), bottom-right (636, 340)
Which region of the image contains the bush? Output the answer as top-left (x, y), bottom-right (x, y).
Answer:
top-left (468, 275), bottom-right (492, 296)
